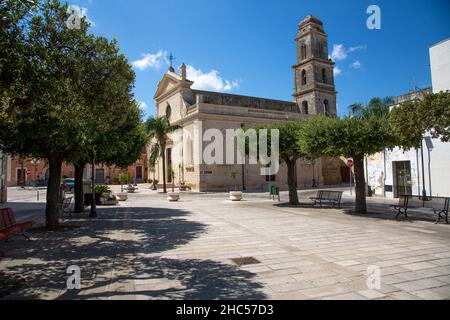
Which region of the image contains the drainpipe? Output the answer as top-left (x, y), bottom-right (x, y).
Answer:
top-left (420, 140), bottom-right (427, 197)
top-left (383, 149), bottom-right (387, 198)
top-left (416, 149), bottom-right (420, 196)
top-left (428, 148), bottom-right (432, 196)
top-left (240, 123), bottom-right (246, 191)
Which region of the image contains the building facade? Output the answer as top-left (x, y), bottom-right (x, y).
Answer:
top-left (366, 38), bottom-right (450, 198)
top-left (151, 16), bottom-right (345, 192)
top-left (3, 153), bottom-right (148, 188)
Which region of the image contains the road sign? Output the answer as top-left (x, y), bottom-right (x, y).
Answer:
top-left (347, 159), bottom-right (354, 167)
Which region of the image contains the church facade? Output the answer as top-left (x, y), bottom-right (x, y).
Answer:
top-left (150, 16), bottom-right (344, 192)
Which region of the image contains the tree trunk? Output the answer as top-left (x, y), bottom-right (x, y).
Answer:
top-left (286, 158), bottom-right (299, 205)
top-left (74, 163), bottom-right (85, 213)
top-left (354, 155), bottom-right (367, 214)
top-left (46, 157), bottom-right (62, 230)
top-left (162, 145), bottom-right (167, 193)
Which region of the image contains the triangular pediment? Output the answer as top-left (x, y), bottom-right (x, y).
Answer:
top-left (153, 71), bottom-right (193, 100)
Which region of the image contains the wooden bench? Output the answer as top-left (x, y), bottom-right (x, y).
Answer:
top-left (392, 195), bottom-right (449, 224)
top-left (310, 190), bottom-right (343, 208)
top-left (0, 208), bottom-right (35, 257)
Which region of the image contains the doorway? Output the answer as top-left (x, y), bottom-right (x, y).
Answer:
top-left (16, 168), bottom-right (27, 186)
top-left (96, 169), bottom-right (105, 184)
top-left (136, 165), bottom-right (143, 183)
top-left (393, 161), bottom-right (412, 198)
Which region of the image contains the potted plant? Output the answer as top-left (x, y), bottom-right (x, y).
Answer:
top-left (118, 172), bottom-right (128, 192)
top-left (95, 185), bottom-right (112, 205)
top-left (179, 181), bottom-right (188, 191)
top-left (167, 166), bottom-right (179, 201)
top-left (229, 169), bottom-right (242, 201)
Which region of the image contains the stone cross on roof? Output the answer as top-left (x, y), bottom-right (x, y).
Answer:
top-left (168, 53), bottom-right (175, 69)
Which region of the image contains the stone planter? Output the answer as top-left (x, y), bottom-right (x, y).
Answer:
top-left (167, 192), bottom-right (180, 202)
top-left (100, 193), bottom-right (118, 206)
top-left (115, 192), bottom-right (128, 201)
top-left (229, 191), bottom-right (243, 201)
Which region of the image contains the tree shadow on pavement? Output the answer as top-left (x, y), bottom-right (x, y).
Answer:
top-left (0, 206), bottom-right (266, 300)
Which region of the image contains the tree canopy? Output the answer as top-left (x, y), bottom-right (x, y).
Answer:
top-left (299, 97), bottom-right (398, 213)
top-left (0, 0), bottom-right (146, 229)
top-left (254, 121), bottom-right (306, 205)
top-left (389, 91), bottom-right (450, 149)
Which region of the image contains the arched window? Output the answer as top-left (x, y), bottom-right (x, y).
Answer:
top-left (301, 70), bottom-right (307, 85)
top-left (322, 68), bottom-right (327, 84)
top-left (301, 44), bottom-right (307, 60)
top-left (165, 104), bottom-right (172, 119)
top-left (302, 101), bottom-right (309, 115)
top-left (324, 100), bottom-right (330, 115)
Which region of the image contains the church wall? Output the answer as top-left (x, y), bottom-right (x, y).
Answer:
top-left (156, 90), bottom-right (187, 124)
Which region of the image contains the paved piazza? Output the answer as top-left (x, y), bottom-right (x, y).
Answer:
top-left (1, 186), bottom-right (450, 300)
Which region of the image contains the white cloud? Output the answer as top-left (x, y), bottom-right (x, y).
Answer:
top-left (349, 45), bottom-right (367, 52)
top-left (349, 60), bottom-right (362, 69)
top-left (80, 7), bottom-right (95, 27)
top-left (333, 67), bottom-right (342, 76)
top-left (138, 101), bottom-right (148, 111)
top-left (186, 65), bottom-right (239, 92)
top-left (330, 44), bottom-right (367, 61)
top-left (331, 44), bottom-right (348, 61)
top-left (132, 50), bottom-right (169, 71)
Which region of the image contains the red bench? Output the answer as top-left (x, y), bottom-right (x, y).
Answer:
top-left (0, 208), bottom-right (35, 257)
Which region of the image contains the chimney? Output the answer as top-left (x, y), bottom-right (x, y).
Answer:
top-left (180, 63), bottom-right (187, 80)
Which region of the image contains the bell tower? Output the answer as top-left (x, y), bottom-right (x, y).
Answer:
top-left (293, 16), bottom-right (337, 116)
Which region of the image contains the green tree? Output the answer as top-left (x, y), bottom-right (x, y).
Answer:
top-left (0, 0), bottom-right (36, 102)
top-left (229, 169), bottom-right (238, 191)
top-left (254, 122), bottom-right (306, 205)
top-left (349, 97), bottom-right (394, 119)
top-left (0, 0), bottom-right (94, 229)
top-left (145, 116), bottom-right (181, 193)
top-left (390, 92), bottom-right (450, 149)
top-left (68, 33), bottom-right (146, 214)
top-left (0, 0), bottom-right (145, 229)
top-left (300, 111), bottom-right (397, 213)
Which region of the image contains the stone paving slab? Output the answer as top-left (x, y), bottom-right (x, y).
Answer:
top-left (1, 188), bottom-right (450, 300)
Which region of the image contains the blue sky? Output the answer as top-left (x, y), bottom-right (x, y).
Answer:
top-left (70, 0), bottom-right (450, 118)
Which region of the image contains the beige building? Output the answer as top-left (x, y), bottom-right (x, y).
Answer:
top-left (151, 16), bottom-right (345, 192)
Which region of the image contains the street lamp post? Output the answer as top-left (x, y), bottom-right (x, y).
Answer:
top-left (424, 136), bottom-right (434, 197)
top-left (31, 159), bottom-right (40, 188)
top-left (90, 149), bottom-right (97, 218)
top-left (134, 160), bottom-right (140, 186)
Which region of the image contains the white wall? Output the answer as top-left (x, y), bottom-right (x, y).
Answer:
top-left (430, 38), bottom-right (450, 93)
top-left (422, 136), bottom-right (450, 197)
top-left (426, 38), bottom-right (450, 197)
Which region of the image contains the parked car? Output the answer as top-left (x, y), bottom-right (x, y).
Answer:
top-left (63, 178), bottom-right (75, 193)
